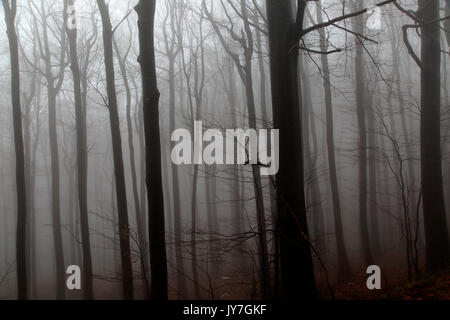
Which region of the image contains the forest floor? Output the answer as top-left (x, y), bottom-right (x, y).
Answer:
top-left (329, 268), bottom-right (450, 300)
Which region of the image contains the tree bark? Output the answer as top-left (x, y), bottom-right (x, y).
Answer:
top-left (418, 0), bottom-right (450, 272)
top-left (113, 36), bottom-right (149, 295)
top-left (2, 0), bottom-right (28, 300)
top-left (136, 0), bottom-right (169, 300)
top-left (266, 0), bottom-right (316, 299)
top-left (97, 0), bottom-right (134, 299)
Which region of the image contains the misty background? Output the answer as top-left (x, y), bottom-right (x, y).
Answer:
top-left (0, 0), bottom-right (449, 300)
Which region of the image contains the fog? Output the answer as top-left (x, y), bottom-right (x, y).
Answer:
top-left (0, 0), bottom-right (449, 300)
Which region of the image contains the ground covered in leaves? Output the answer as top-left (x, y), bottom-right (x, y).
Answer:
top-left (329, 268), bottom-right (450, 300)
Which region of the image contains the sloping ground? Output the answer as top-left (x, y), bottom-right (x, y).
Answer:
top-left (380, 272), bottom-right (450, 300)
top-left (330, 269), bottom-right (450, 300)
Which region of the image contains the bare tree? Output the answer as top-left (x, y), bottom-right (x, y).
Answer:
top-left (204, 0), bottom-right (270, 298)
top-left (314, 0), bottom-right (352, 279)
top-left (25, 0), bottom-right (68, 299)
top-left (2, 0), bottom-right (28, 300)
top-left (63, 0), bottom-right (93, 299)
top-left (97, 0), bottom-right (134, 299)
top-left (113, 26), bottom-right (149, 293)
top-left (135, 0), bottom-right (169, 300)
top-left (416, 0), bottom-right (450, 272)
top-left (265, 0), bottom-right (316, 299)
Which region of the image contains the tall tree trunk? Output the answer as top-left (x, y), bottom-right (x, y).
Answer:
top-left (190, 163), bottom-right (200, 298)
top-left (2, 0), bottom-right (28, 300)
top-left (205, 164), bottom-right (219, 280)
top-left (64, 0), bottom-right (93, 299)
top-left (300, 55), bottom-right (325, 249)
top-left (225, 58), bottom-right (246, 271)
top-left (266, 0), bottom-right (316, 299)
top-left (48, 86), bottom-right (65, 300)
top-left (418, 0), bottom-right (450, 272)
top-left (22, 66), bottom-right (37, 298)
top-left (35, 0), bottom-right (67, 298)
top-left (315, 0), bottom-right (351, 279)
top-left (97, 0), bottom-right (134, 299)
top-left (168, 57), bottom-right (186, 299)
top-left (136, 0), bottom-right (169, 300)
top-left (389, 14), bottom-right (419, 249)
top-left (113, 37), bottom-right (149, 295)
top-left (255, 13), bottom-right (279, 286)
top-left (367, 97), bottom-right (380, 257)
top-left (352, 1), bottom-right (374, 266)
top-left (242, 57), bottom-right (270, 299)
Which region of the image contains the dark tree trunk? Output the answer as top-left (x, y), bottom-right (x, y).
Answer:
top-left (266, 0), bottom-right (316, 300)
top-left (97, 0), bottom-right (134, 299)
top-left (64, 0), bottom-right (93, 299)
top-left (2, 0), bottom-right (28, 300)
top-left (418, 0), bottom-right (450, 272)
top-left (136, 0), bottom-right (169, 300)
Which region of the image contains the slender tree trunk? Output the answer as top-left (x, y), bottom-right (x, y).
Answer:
top-left (136, 0), bottom-right (168, 300)
top-left (315, 1), bottom-right (352, 279)
top-left (113, 38), bottom-right (149, 294)
top-left (22, 68), bottom-right (37, 298)
top-left (255, 15), bottom-right (279, 288)
top-left (205, 164), bottom-right (219, 280)
top-left (367, 97), bottom-right (380, 256)
top-left (389, 14), bottom-right (419, 248)
top-left (97, 0), bottom-right (134, 299)
top-left (48, 88), bottom-right (65, 300)
top-left (190, 163), bottom-right (200, 298)
top-left (64, 0), bottom-right (93, 299)
top-left (300, 55), bottom-right (325, 249)
top-left (242, 56), bottom-right (270, 298)
top-left (352, 1), bottom-right (374, 266)
top-left (168, 57), bottom-right (186, 299)
top-left (2, 0), bottom-right (28, 300)
top-left (226, 59), bottom-right (246, 271)
top-left (34, 0), bottom-right (67, 299)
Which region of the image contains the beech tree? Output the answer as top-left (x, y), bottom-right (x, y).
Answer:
top-left (2, 0), bottom-right (28, 300)
top-left (64, 0), bottom-right (93, 299)
top-left (97, 0), bottom-right (134, 299)
top-left (136, 0), bottom-right (169, 300)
